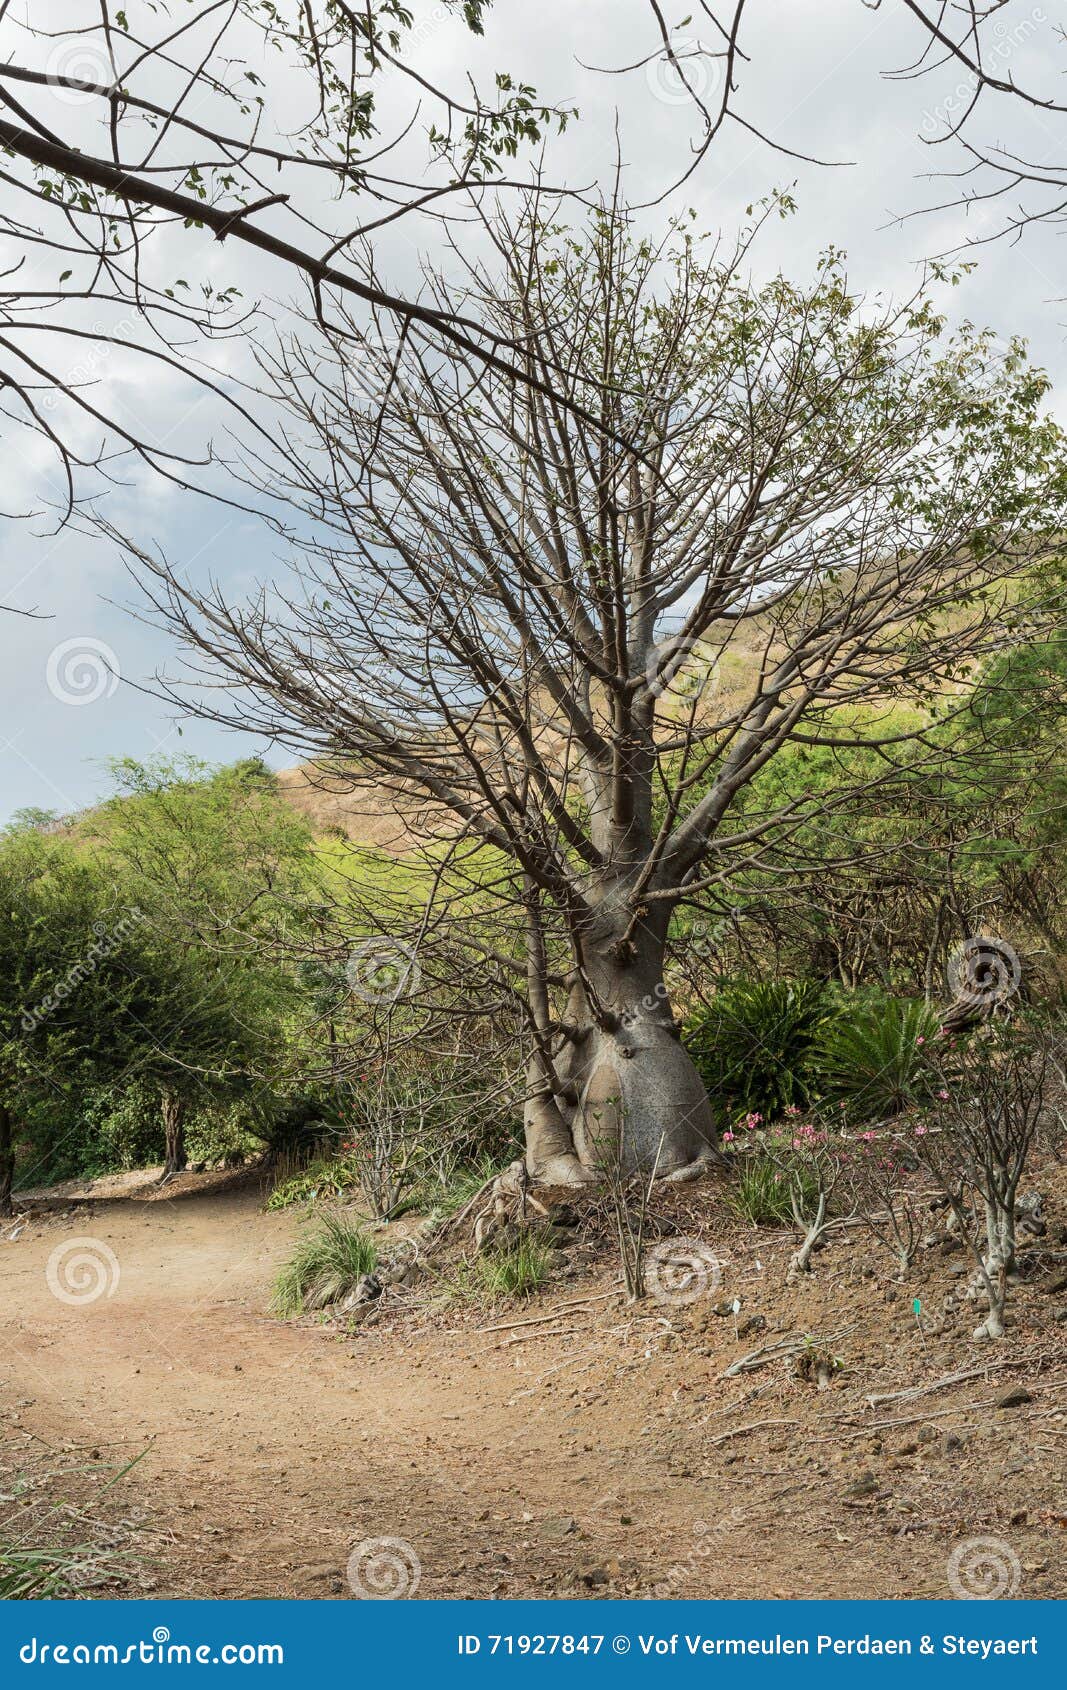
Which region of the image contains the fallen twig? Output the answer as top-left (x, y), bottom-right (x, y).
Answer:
top-left (708, 1418), bottom-right (800, 1445)
top-left (502, 1326), bottom-right (585, 1346)
top-left (475, 1288), bottom-right (621, 1336)
top-left (865, 1355), bottom-right (1047, 1409)
top-left (721, 1337), bottom-right (808, 1379)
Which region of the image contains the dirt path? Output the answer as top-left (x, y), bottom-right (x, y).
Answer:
top-left (1, 1177), bottom-right (1064, 1600)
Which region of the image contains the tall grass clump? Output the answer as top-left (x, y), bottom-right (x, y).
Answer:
top-left (728, 1156), bottom-right (812, 1226)
top-left (271, 1212), bottom-right (377, 1315)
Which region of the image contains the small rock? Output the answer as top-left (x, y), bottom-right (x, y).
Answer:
top-left (995, 1386), bottom-right (1034, 1410)
top-left (918, 1426), bottom-right (937, 1444)
top-left (301, 1563), bottom-right (338, 1582)
top-left (581, 1565), bottom-right (610, 1589)
top-left (1052, 1307), bottom-right (1067, 1324)
top-left (943, 1432), bottom-right (964, 1453)
top-left (339, 1273), bottom-right (382, 1312)
top-left (737, 1313), bottom-right (766, 1339)
top-left (897, 1441), bottom-right (918, 1456)
top-left (844, 1473), bottom-right (880, 1499)
top-left (1010, 1508), bottom-right (1028, 1526)
top-left (1041, 1272), bottom-right (1067, 1296)
top-left (542, 1517), bottom-right (578, 1540)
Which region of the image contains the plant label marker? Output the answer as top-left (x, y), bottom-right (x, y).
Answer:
top-left (913, 1296), bottom-right (929, 1355)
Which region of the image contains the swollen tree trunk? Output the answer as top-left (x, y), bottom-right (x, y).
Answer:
top-left (161, 1092), bottom-right (187, 1177)
top-left (0, 1103), bottom-right (14, 1218)
top-left (525, 898), bottom-right (719, 1183)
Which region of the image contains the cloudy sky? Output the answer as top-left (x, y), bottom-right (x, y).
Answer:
top-left (1, 0), bottom-right (1063, 823)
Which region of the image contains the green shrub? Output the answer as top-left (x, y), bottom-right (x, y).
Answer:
top-left (266, 1155), bottom-right (361, 1211)
top-left (270, 1212), bottom-right (378, 1315)
top-left (685, 978), bottom-right (829, 1123)
top-left (728, 1154), bottom-right (818, 1225)
top-left (471, 1230), bottom-right (555, 1298)
top-left (813, 995), bottom-right (938, 1120)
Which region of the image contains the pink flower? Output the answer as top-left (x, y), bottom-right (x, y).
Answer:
top-left (916, 1036), bottom-right (925, 1046)
top-left (913, 1124), bottom-right (927, 1136)
top-left (860, 1130), bottom-right (876, 1142)
top-left (722, 1130), bottom-right (735, 1142)
top-left (937, 1088), bottom-right (949, 1100)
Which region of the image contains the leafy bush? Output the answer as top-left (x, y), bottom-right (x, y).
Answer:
top-left (814, 995), bottom-right (938, 1120)
top-left (266, 1154), bottom-right (362, 1211)
top-left (270, 1212), bottom-right (378, 1315)
top-left (685, 979), bottom-right (829, 1123)
top-left (471, 1230), bottom-right (555, 1298)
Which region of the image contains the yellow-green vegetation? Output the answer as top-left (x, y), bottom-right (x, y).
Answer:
top-left (266, 1156), bottom-right (363, 1212)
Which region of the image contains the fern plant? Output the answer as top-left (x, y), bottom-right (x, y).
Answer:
top-left (684, 978), bottom-right (829, 1123)
top-left (813, 995), bottom-right (938, 1120)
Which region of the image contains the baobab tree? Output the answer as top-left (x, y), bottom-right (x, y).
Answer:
top-left (129, 199), bottom-right (1067, 1183)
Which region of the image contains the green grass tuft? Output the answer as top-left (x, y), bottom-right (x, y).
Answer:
top-left (0, 1548), bottom-right (73, 1599)
top-left (471, 1230), bottom-right (555, 1298)
top-left (270, 1211), bottom-right (378, 1315)
top-left (728, 1155), bottom-right (816, 1226)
